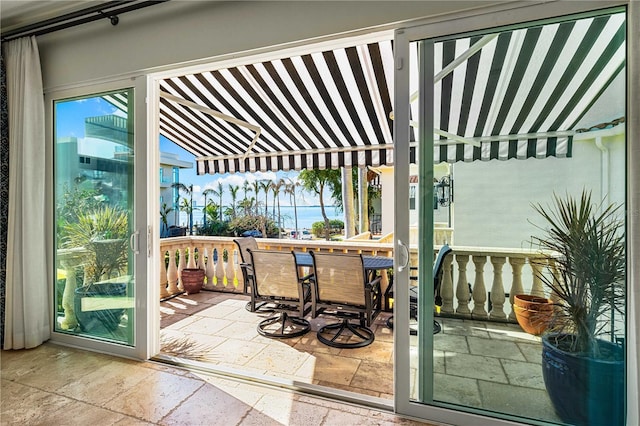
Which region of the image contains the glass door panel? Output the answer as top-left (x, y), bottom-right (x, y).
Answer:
top-left (396, 7), bottom-right (627, 425)
top-left (54, 89), bottom-right (135, 346)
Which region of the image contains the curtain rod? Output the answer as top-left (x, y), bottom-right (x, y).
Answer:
top-left (1, 0), bottom-right (169, 42)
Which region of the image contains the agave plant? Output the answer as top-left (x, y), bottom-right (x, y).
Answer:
top-left (531, 190), bottom-right (625, 358)
top-left (62, 205), bottom-right (129, 284)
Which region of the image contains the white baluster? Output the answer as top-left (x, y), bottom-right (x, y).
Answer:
top-left (455, 254), bottom-right (471, 317)
top-left (204, 247), bottom-right (216, 290)
top-left (440, 255), bottom-right (454, 314)
top-left (215, 247), bottom-right (225, 287)
top-left (167, 248), bottom-right (180, 295)
top-left (187, 245), bottom-right (197, 269)
top-left (489, 256), bottom-right (507, 320)
top-left (177, 248), bottom-right (186, 292)
top-left (530, 257), bottom-right (546, 297)
top-left (159, 249), bottom-right (169, 299)
top-left (508, 257), bottom-right (526, 321)
top-left (471, 256), bottom-right (488, 319)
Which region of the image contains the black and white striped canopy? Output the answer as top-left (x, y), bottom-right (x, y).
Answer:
top-left (151, 11), bottom-right (625, 174)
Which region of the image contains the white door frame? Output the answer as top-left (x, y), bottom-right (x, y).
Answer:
top-left (47, 76), bottom-right (151, 360)
top-left (392, 1), bottom-right (635, 425)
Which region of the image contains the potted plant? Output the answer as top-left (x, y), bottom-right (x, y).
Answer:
top-left (531, 190), bottom-right (625, 426)
top-left (513, 293), bottom-right (553, 336)
top-left (62, 206), bottom-right (130, 332)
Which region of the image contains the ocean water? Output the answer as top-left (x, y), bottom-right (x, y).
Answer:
top-left (178, 205), bottom-right (342, 230)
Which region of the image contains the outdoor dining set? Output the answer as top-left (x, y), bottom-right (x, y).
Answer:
top-left (234, 237), bottom-right (394, 348)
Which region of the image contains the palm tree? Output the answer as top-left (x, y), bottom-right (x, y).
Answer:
top-left (298, 169), bottom-right (341, 240)
top-left (160, 202), bottom-right (173, 237)
top-left (178, 198), bottom-right (196, 233)
top-left (202, 188), bottom-right (216, 228)
top-left (260, 180), bottom-right (271, 217)
top-left (251, 180), bottom-right (261, 215)
top-left (271, 179), bottom-right (285, 236)
top-left (284, 179), bottom-right (300, 239)
top-left (171, 182), bottom-right (194, 234)
top-left (228, 184), bottom-right (240, 219)
top-left (213, 180), bottom-right (224, 222)
top-left (238, 197), bottom-right (254, 216)
top-left (242, 180), bottom-right (252, 202)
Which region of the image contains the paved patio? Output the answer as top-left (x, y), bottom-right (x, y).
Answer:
top-left (160, 290), bottom-right (561, 424)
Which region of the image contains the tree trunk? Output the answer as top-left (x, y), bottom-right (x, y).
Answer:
top-left (342, 167), bottom-right (356, 238)
top-left (319, 183), bottom-right (331, 240)
top-left (358, 167), bottom-right (369, 235)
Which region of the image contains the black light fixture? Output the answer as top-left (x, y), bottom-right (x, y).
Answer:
top-left (434, 175), bottom-right (453, 208)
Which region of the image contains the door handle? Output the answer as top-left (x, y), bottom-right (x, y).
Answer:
top-left (130, 230), bottom-right (140, 255)
top-left (397, 239), bottom-right (410, 271)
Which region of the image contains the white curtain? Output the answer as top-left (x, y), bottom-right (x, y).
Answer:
top-left (3, 36), bottom-right (50, 349)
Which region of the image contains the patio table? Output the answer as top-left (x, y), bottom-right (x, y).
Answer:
top-left (294, 252), bottom-right (393, 271)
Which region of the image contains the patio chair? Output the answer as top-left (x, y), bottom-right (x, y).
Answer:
top-left (247, 249), bottom-right (312, 338)
top-left (386, 244), bottom-right (452, 335)
top-left (310, 252), bottom-right (382, 348)
top-left (234, 237), bottom-right (271, 312)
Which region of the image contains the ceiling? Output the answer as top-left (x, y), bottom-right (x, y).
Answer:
top-left (0, 1), bottom-right (109, 34)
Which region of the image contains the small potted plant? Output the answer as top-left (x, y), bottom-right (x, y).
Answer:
top-left (531, 190), bottom-right (625, 426)
top-left (62, 206), bottom-right (130, 332)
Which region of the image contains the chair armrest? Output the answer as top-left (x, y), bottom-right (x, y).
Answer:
top-left (366, 275), bottom-right (382, 292)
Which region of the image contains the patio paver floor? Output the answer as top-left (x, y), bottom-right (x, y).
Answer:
top-left (160, 290), bottom-right (561, 424)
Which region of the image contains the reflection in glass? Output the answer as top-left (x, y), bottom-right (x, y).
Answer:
top-left (410, 9), bottom-right (626, 425)
top-left (54, 90), bottom-right (135, 345)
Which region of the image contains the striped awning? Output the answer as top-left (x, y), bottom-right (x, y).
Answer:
top-left (421, 12), bottom-right (626, 163)
top-left (152, 11), bottom-right (624, 174)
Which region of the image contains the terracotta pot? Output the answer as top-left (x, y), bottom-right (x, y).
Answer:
top-left (181, 268), bottom-right (204, 294)
top-left (513, 294), bottom-right (553, 335)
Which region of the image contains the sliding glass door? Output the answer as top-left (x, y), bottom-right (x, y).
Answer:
top-left (50, 80), bottom-right (149, 358)
top-left (394, 4), bottom-right (628, 425)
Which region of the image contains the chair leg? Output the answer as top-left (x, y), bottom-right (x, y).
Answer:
top-left (317, 319), bottom-right (374, 348)
top-left (257, 312), bottom-right (310, 339)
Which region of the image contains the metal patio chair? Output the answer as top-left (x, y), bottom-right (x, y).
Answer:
top-left (310, 252), bottom-right (381, 348)
top-left (386, 244), bottom-right (452, 335)
top-left (247, 249), bottom-right (312, 338)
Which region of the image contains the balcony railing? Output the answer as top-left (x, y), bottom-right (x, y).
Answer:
top-left (159, 236), bottom-right (552, 323)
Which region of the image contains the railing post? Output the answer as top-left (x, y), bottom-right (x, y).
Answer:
top-left (440, 254), bottom-right (454, 314)
top-left (455, 254), bottom-right (471, 317)
top-left (159, 249), bottom-right (169, 299)
top-left (204, 246), bottom-right (215, 290)
top-left (471, 255), bottom-right (488, 319)
top-left (508, 257), bottom-right (526, 321)
top-left (167, 247), bottom-right (180, 295)
top-left (177, 248), bottom-right (186, 292)
top-left (489, 256), bottom-right (507, 321)
top-left (215, 248), bottom-right (225, 289)
top-left (530, 257), bottom-right (545, 297)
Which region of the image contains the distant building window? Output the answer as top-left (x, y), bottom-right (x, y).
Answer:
top-left (409, 186), bottom-right (416, 210)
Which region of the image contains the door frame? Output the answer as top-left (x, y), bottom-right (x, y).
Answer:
top-left (391, 1), bottom-right (634, 424)
top-left (47, 76), bottom-right (152, 360)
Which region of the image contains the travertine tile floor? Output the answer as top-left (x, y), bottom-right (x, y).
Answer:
top-left (1, 343), bottom-right (429, 425)
top-left (159, 290), bottom-right (561, 424)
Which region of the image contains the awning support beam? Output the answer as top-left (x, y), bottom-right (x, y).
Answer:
top-left (159, 91), bottom-right (262, 159)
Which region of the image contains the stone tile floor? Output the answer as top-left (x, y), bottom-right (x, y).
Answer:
top-left (160, 290), bottom-right (561, 424)
top-left (1, 343), bottom-right (428, 425)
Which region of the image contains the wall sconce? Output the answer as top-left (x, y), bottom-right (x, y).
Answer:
top-left (434, 175), bottom-right (453, 208)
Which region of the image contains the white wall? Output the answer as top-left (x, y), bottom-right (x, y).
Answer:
top-left (38, 1), bottom-right (494, 90)
top-left (452, 132), bottom-right (626, 249)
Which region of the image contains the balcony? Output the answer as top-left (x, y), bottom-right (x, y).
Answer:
top-left (158, 236), bottom-right (560, 423)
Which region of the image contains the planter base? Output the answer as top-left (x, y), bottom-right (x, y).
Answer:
top-left (542, 334), bottom-right (624, 426)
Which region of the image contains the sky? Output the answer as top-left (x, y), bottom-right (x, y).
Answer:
top-left (57, 93), bottom-right (330, 208)
top-left (159, 136), bottom-right (325, 207)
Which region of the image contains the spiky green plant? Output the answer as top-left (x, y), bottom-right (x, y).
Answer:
top-left (531, 190), bottom-right (625, 358)
top-left (62, 206), bottom-right (129, 284)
